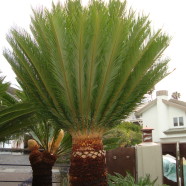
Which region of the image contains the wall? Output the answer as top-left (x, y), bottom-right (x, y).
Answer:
top-left (136, 143), bottom-right (163, 185)
top-left (161, 136), bottom-right (186, 143)
top-left (168, 106), bottom-right (186, 128)
top-left (156, 96), bottom-right (170, 141)
top-left (142, 104), bottom-right (159, 141)
top-left (161, 105), bottom-right (186, 143)
top-left (141, 95), bottom-right (186, 143)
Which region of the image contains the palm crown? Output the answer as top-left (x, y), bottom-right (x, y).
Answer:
top-left (2, 0), bottom-right (170, 137)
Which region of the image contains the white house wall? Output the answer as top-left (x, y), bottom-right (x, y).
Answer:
top-left (142, 104), bottom-right (159, 142)
top-left (137, 91), bottom-right (186, 143)
top-left (168, 106), bottom-right (186, 129)
top-left (141, 100), bottom-right (186, 142)
top-left (156, 96), bottom-right (170, 141)
top-left (160, 135), bottom-right (186, 143)
top-left (160, 106), bottom-right (186, 142)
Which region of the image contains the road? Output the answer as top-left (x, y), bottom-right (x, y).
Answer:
top-left (0, 153), bottom-right (61, 186)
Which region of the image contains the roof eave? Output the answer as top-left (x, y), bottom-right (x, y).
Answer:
top-left (135, 99), bottom-right (157, 116)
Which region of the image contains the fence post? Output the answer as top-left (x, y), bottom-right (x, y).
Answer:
top-left (136, 142), bottom-right (163, 185)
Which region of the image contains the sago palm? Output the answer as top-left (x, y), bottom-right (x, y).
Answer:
top-left (28, 123), bottom-right (71, 186)
top-left (0, 77), bottom-right (26, 141)
top-left (29, 121), bottom-right (72, 158)
top-left (0, 87), bottom-right (72, 185)
top-left (0, 76), bottom-right (16, 109)
top-left (2, 0), bottom-right (170, 185)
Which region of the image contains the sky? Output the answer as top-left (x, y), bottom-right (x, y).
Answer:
top-left (0, 0), bottom-right (186, 100)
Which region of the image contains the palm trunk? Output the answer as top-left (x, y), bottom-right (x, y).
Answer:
top-left (29, 150), bottom-right (57, 186)
top-left (69, 135), bottom-right (107, 186)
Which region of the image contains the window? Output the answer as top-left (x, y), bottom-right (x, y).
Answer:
top-left (173, 117), bottom-right (184, 127)
top-left (173, 118), bottom-right (178, 126)
top-left (179, 117), bottom-right (184, 126)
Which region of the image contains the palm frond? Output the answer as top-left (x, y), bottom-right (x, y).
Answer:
top-left (0, 103), bottom-right (37, 138)
top-left (2, 0), bottom-right (171, 136)
top-left (29, 121), bottom-right (72, 157)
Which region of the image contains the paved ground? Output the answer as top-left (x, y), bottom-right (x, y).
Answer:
top-left (0, 153), bottom-right (61, 186)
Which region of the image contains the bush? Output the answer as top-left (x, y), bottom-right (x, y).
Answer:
top-left (107, 173), bottom-right (167, 186)
top-left (103, 122), bottom-right (142, 150)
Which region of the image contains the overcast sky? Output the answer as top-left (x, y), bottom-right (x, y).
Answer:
top-left (0, 0), bottom-right (186, 100)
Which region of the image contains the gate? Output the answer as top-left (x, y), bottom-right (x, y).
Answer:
top-left (106, 147), bottom-right (136, 178)
top-left (162, 143), bottom-right (178, 186)
top-left (179, 143), bottom-right (186, 186)
top-left (162, 143), bottom-right (186, 186)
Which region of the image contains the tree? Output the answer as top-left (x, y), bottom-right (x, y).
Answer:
top-left (171, 91), bottom-right (180, 100)
top-left (103, 122), bottom-right (142, 149)
top-left (146, 87), bottom-right (155, 101)
top-left (1, 0), bottom-right (170, 185)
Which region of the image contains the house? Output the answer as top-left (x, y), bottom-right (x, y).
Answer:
top-left (135, 90), bottom-right (186, 143)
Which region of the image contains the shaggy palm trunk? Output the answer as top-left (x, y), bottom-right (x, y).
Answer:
top-left (29, 150), bottom-right (57, 186)
top-left (69, 136), bottom-right (107, 186)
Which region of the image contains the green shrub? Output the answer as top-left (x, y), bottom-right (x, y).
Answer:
top-left (108, 173), bottom-right (167, 186)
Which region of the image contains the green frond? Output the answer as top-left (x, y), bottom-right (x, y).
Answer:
top-left (0, 78), bottom-right (17, 107)
top-left (0, 80), bottom-right (9, 95)
top-left (0, 103), bottom-right (37, 137)
top-left (1, 93), bottom-right (18, 107)
top-left (2, 0), bottom-right (171, 135)
top-left (29, 121), bottom-right (72, 157)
